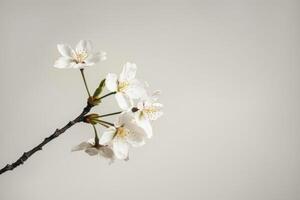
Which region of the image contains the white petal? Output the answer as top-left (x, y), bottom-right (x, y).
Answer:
top-left (125, 119), bottom-right (147, 146)
top-left (125, 87), bottom-right (146, 99)
top-left (151, 90), bottom-right (161, 101)
top-left (113, 112), bottom-right (126, 127)
top-left (73, 63), bottom-right (86, 69)
top-left (87, 138), bottom-right (96, 145)
top-left (118, 112), bottom-right (134, 126)
top-left (125, 81), bottom-right (146, 99)
top-left (85, 147), bottom-right (99, 156)
top-left (99, 51), bottom-right (107, 61)
top-left (115, 93), bottom-right (131, 110)
top-left (84, 53), bottom-right (100, 66)
top-left (105, 73), bottom-right (118, 92)
top-left (99, 127), bottom-right (116, 145)
top-left (135, 115), bottom-right (153, 138)
top-left (153, 102), bottom-right (163, 108)
top-left (76, 40), bottom-right (92, 53)
top-left (71, 142), bottom-right (92, 152)
top-left (99, 146), bottom-right (115, 159)
top-left (85, 51), bottom-right (106, 65)
top-left (119, 62), bottom-right (137, 81)
top-left (126, 130), bottom-right (146, 147)
top-left (54, 57), bottom-right (73, 69)
top-left (113, 138), bottom-right (129, 160)
top-left (57, 44), bottom-right (73, 58)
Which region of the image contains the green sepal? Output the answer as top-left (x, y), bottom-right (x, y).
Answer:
top-left (93, 79), bottom-right (106, 98)
top-left (83, 113), bottom-right (100, 125)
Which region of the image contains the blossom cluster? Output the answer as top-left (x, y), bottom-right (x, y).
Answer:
top-left (54, 40), bottom-right (163, 162)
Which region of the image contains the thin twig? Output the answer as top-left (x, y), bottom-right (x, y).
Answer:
top-left (80, 69), bottom-right (91, 97)
top-left (99, 92), bottom-right (116, 100)
top-left (95, 119), bottom-right (115, 127)
top-left (98, 123), bottom-right (110, 128)
top-left (92, 124), bottom-right (99, 145)
top-left (99, 111), bottom-right (122, 118)
top-left (0, 103), bottom-right (93, 175)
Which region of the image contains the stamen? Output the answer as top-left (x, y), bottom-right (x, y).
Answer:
top-left (116, 127), bottom-right (129, 138)
top-left (118, 81), bottom-right (129, 92)
top-left (73, 51), bottom-right (88, 63)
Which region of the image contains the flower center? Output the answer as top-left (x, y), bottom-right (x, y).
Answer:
top-left (116, 127), bottom-right (129, 138)
top-left (118, 81), bottom-right (129, 92)
top-left (141, 106), bottom-right (161, 120)
top-left (73, 51), bottom-right (88, 63)
top-left (143, 107), bottom-right (157, 115)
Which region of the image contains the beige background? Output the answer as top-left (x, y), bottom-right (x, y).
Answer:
top-left (0, 0), bottom-right (299, 199)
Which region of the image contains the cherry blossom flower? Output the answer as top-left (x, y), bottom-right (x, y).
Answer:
top-left (105, 62), bottom-right (146, 110)
top-left (99, 112), bottom-right (147, 160)
top-left (132, 90), bottom-right (163, 138)
top-left (72, 138), bottom-right (114, 162)
top-left (54, 40), bottom-right (106, 69)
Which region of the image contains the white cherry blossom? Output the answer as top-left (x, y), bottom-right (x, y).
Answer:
top-left (54, 40), bottom-right (106, 69)
top-left (105, 62), bottom-right (146, 110)
top-left (99, 112), bottom-right (147, 160)
top-left (133, 90), bottom-right (163, 138)
top-left (72, 138), bottom-right (114, 162)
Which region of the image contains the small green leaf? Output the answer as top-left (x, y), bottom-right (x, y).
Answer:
top-left (93, 79), bottom-right (106, 98)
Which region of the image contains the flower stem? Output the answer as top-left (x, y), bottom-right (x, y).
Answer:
top-left (98, 122), bottom-right (109, 128)
top-left (92, 124), bottom-right (99, 145)
top-left (95, 119), bottom-right (115, 127)
top-left (99, 91), bottom-right (116, 100)
top-left (80, 69), bottom-right (91, 97)
top-left (99, 111), bottom-right (122, 118)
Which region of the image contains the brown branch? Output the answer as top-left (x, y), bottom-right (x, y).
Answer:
top-left (0, 103), bottom-right (93, 175)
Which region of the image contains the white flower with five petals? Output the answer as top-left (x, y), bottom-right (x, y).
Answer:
top-left (105, 62), bottom-right (146, 110)
top-left (71, 139), bottom-right (115, 162)
top-left (54, 40), bottom-right (106, 69)
top-left (133, 90), bottom-right (163, 138)
top-left (99, 112), bottom-right (147, 160)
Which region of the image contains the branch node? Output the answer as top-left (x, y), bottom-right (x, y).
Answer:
top-left (53, 129), bottom-right (60, 137)
top-left (22, 152), bottom-right (29, 159)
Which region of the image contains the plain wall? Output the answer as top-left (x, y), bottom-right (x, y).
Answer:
top-left (0, 0), bottom-right (299, 199)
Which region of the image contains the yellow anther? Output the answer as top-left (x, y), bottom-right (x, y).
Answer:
top-left (118, 81), bottom-right (129, 92)
top-left (116, 127), bottom-right (129, 138)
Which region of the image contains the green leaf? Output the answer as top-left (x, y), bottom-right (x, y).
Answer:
top-left (93, 79), bottom-right (106, 98)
